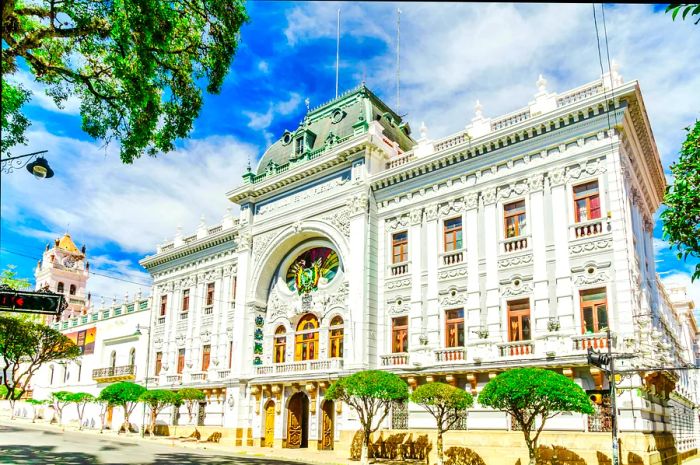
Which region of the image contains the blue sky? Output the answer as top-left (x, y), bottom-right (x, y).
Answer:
top-left (1, 2), bottom-right (698, 307)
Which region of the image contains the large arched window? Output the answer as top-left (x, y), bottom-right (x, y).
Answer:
top-left (57, 282), bottom-right (64, 293)
top-left (69, 284), bottom-right (76, 295)
top-left (274, 326), bottom-right (286, 364)
top-left (329, 316), bottom-right (344, 359)
top-left (295, 314), bottom-right (319, 361)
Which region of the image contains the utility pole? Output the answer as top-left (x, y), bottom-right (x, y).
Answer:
top-left (607, 327), bottom-right (619, 465)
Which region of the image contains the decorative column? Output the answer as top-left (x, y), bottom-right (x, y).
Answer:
top-left (406, 207), bottom-right (422, 353)
top-left (481, 188), bottom-right (501, 338)
top-left (465, 193), bottom-right (480, 337)
top-left (423, 205), bottom-right (439, 349)
top-left (528, 174), bottom-right (548, 333)
top-left (548, 168), bottom-right (574, 333)
top-left (347, 192), bottom-right (370, 369)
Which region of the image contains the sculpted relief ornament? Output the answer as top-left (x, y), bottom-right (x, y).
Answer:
top-left (322, 207), bottom-right (351, 237)
top-left (252, 229), bottom-right (279, 261)
top-left (498, 181), bottom-right (529, 201)
top-left (386, 215), bottom-right (409, 232)
top-left (237, 231), bottom-right (252, 252)
top-left (347, 192), bottom-right (369, 215)
top-left (465, 193), bottom-right (479, 210)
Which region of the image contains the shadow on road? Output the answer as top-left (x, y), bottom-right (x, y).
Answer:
top-left (0, 445), bottom-right (100, 465)
top-left (152, 454), bottom-right (308, 465)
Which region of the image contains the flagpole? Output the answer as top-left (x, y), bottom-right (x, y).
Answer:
top-left (336, 9), bottom-right (340, 98)
top-left (396, 8), bottom-right (401, 112)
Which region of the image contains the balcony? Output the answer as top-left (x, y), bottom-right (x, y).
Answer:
top-left (570, 218), bottom-right (608, 240)
top-left (435, 347), bottom-right (467, 363)
top-left (166, 374), bottom-right (183, 384)
top-left (189, 372), bottom-right (208, 382)
top-left (381, 353), bottom-right (409, 366)
top-left (440, 250), bottom-right (464, 267)
top-left (572, 332), bottom-right (610, 351)
top-left (179, 312), bottom-right (189, 320)
top-left (157, 316), bottom-right (166, 325)
top-left (254, 358), bottom-right (344, 376)
top-left (501, 236), bottom-right (529, 253)
top-left (389, 262), bottom-right (409, 277)
top-left (497, 340), bottom-right (533, 357)
top-left (216, 369), bottom-right (231, 380)
top-left (92, 365), bottom-right (136, 383)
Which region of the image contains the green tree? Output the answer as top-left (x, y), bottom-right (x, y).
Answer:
top-left (0, 316), bottom-right (81, 402)
top-left (98, 381), bottom-right (146, 433)
top-left (67, 392), bottom-right (95, 430)
top-left (26, 398), bottom-right (48, 423)
top-left (177, 387), bottom-right (205, 425)
top-left (94, 397), bottom-right (111, 433)
top-left (325, 370), bottom-right (409, 465)
top-left (478, 368), bottom-right (594, 465)
top-left (0, 265), bottom-right (30, 289)
top-left (139, 389), bottom-right (180, 436)
top-left (661, 120), bottom-right (700, 281)
top-left (50, 390), bottom-right (73, 426)
top-left (1, 0), bottom-right (249, 162)
top-left (411, 382), bottom-right (474, 465)
top-left (666, 3), bottom-right (700, 23)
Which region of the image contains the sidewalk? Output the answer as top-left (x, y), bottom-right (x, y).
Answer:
top-left (0, 416), bottom-right (349, 465)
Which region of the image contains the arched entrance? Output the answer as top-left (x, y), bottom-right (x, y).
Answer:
top-left (319, 400), bottom-right (334, 450)
top-left (286, 392), bottom-right (309, 448)
top-left (263, 400), bottom-right (275, 447)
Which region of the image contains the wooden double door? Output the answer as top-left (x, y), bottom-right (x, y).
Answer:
top-left (320, 400), bottom-right (334, 450)
top-left (286, 393), bottom-right (309, 448)
top-left (263, 401), bottom-right (275, 447)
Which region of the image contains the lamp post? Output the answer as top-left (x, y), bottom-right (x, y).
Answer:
top-left (1, 150), bottom-right (55, 178)
top-left (135, 322), bottom-right (152, 438)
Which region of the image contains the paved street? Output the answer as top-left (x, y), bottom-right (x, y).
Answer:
top-left (0, 422), bottom-right (324, 465)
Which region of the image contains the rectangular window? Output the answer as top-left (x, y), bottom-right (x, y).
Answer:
top-left (274, 330), bottom-right (286, 364)
top-left (574, 181), bottom-right (601, 223)
top-left (295, 136), bottom-right (305, 156)
top-left (507, 299), bottom-right (531, 342)
top-left (392, 231), bottom-right (408, 264)
top-left (580, 288), bottom-right (608, 333)
top-left (504, 200), bottom-right (527, 238)
top-left (445, 309), bottom-right (465, 347)
top-left (181, 289), bottom-right (190, 313)
top-left (155, 352), bottom-right (163, 376)
top-left (177, 349), bottom-right (185, 374)
top-left (77, 364), bottom-right (82, 382)
top-left (160, 295), bottom-right (168, 316)
top-left (392, 316), bottom-right (409, 353)
top-left (444, 217), bottom-right (463, 252)
top-left (231, 276), bottom-right (237, 305)
top-left (201, 345), bottom-right (211, 371)
top-left (228, 341), bottom-right (233, 369)
top-left (206, 282), bottom-right (215, 306)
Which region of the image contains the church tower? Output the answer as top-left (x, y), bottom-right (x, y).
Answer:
top-left (35, 233), bottom-right (90, 321)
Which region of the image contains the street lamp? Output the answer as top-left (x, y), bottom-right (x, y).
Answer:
top-left (1, 150), bottom-right (54, 179)
top-left (135, 322), bottom-right (152, 438)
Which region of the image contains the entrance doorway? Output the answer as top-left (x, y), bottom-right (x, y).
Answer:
top-left (286, 392), bottom-right (309, 448)
top-left (263, 400), bottom-right (275, 447)
top-left (319, 400), bottom-right (334, 450)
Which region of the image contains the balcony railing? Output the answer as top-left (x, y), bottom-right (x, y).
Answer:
top-left (189, 372), bottom-right (207, 382)
top-left (573, 332), bottom-right (609, 351)
top-left (498, 341), bottom-right (533, 357)
top-left (570, 218), bottom-right (608, 239)
top-left (390, 262), bottom-right (409, 277)
top-left (157, 316), bottom-right (166, 325)
top-left (501, 236), bottom-right (529, 253)
top-left (381, 353), bottom-right (409, 366)
top-left (440, 250), bottom-right (464, 266)
top-left (435, 347), bottom-right (467, 362)
top-left (92, 365), bottom-right (136, 382)
top-left (179, 312), bottom-right (189, 320)
top-left (254, 358), bottom-right (344, 376)
top-left (203, 306), bottom-right (214, 315)
top-left (166, 374), bottom-right (182, 384)
top-left (216, 369), bottom-right (231, 380)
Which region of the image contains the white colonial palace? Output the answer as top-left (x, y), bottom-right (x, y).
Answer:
top-left (20, 67), bottom-right (699, 464)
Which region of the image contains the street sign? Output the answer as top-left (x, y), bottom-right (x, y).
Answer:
top-left (0, 287), bottom-right (65, 316)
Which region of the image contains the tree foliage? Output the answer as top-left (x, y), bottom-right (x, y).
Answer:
top-left (177, 387), bottom-right (205, 424)
top-left (67, 392), bottom-right (95, 430)
top-left (98, 381), bottom-right (145, 433)
top-left (479, 368), bottom-right (593, 465)
top-left (1, 265), bottom-right (31, 290)
top-left (0, 316), bottom-right (81, 401)
top-left (50, 390), bottom-right (73, 425)
top-left (661, 120), bottom-right (700, 281)
top-left (666, 4), bottom-right (700, 24)
top-left (139, 389), bottom-right (180, 436)
top-left (1, 0), bottom-right (249, 162)
top-left (326, 370), bottom-right (408, 465)
top-left (411, 382), bottom-right (474, 465)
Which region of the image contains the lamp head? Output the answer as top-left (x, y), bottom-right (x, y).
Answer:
top-left (26, 157), bottom-right (54, 179)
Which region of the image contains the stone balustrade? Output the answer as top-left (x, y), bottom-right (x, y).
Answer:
top-left (497, 340), bottom-right (534, 357)
top-left (390, 262), bottom-right (409, 276)
top-left (501, 236), bottom-right (529, 253)
top-left (435, 347), bottom-right (467, 362)
top-left (570, 218), bottom-right (608, 239)
top-left (380, 353), bottom-right (409, 366)
top-left (440, 250), bottom-right (464, 266)
top-left (254, 358), bottom-right (344, 376)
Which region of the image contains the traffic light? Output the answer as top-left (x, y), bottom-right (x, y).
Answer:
top-left (589, 393), bottom-right (603, 405)
top-left (587, 347), bottom-right (610, 370)
top-left (0, 288), bottom-right (64, 315)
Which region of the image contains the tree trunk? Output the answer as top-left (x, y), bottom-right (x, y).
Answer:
top-left (527, 440), bottom-right (537, 465)
top-left (361, 428), bottom-right (371, 465)
top-left (437, 428), bottom-right (444, 465)
top-left (150, 409), bottom-right (157, 437)
top-left (9, 399), bottom-right (15, 420)
top-left (121, 405), bottom-right (130, 434)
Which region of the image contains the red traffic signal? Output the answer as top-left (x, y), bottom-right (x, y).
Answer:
top-left (0, 288), bottom-right (64, 316)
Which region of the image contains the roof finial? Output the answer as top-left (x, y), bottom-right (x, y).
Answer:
top-left (474, 100), bottom-right (483, 119)
top-left (305, 97), bottom-right (310, 112)
top-left (419, 121), bottom-right (428, 140)
top-left (536, 74), bottom-right (548, 94)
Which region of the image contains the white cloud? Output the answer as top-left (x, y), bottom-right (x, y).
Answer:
top-left (8, 70), bottom-right (81, 115)
top-left (258, 60), bottom-right (270, 74)
top-left (243, 93), bottom-right (302, 146)
top-left (0, 129), bottom-right (255, 255)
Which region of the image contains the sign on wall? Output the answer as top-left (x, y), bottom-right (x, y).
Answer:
top-left (66, 327), bottom-right (96, 355)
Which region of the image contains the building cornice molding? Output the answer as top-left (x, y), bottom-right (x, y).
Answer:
top-left (140, 230), bottom-right (237, 270)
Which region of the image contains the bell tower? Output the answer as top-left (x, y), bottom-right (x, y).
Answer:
top-left (34, 233), bottom-right (90, 321)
